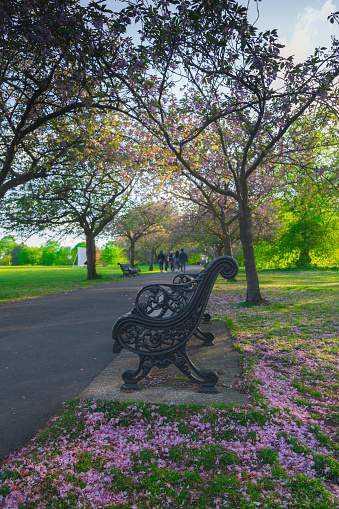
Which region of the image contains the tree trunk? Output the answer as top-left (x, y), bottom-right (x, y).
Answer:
top-left (215, 243), bottom-right (223, 257)
top-left (238, 199), bottom-right (266, 304)
top-left (296, 248), bottom-right (311, 267)
top-left (222, 228), bottom-right (235, 279)
top-left (222, 228), bottom-right (232, 257)
top-left (130, 240), bottom-right (136, 267)
top-left (149, 246), bottom-right (155, 271)
top-left (85, 232), bottom-right (101, 280)
top-left (296, 224), bottom-right (311, 267)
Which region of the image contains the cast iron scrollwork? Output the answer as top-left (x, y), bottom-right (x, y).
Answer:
top-left (172, 273), bottom-right (196, 285)
top-left (121, 347), bottom-right (219, 393)
top-left (112, 255), bottom-right (238, 393)
top-left (134, 283), bottom-right (196, 319)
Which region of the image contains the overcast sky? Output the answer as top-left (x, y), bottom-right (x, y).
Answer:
top-left (8, 0), bottom-right (339, 248)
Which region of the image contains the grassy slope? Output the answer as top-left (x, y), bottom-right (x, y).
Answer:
top-left (0, 265), bottom-right (156, 304)
top-left (0, 268), bottom-right (338, 508)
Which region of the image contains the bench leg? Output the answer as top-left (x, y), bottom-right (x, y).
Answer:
top-left (121, 347), bottom-right (219, 393)
top-left (174, 347), bottom-right (219, 393)
top-left (194, 327), bottom-right (215, 346)
top-left (121, 355), bottom-right (153, 390)
top-left (201, 312), bottom-right (212, 324)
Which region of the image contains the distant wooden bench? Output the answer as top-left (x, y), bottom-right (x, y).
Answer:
top-left (118, 262), bottom-right (140, 277)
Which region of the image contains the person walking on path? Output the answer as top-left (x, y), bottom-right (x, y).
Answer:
top-left (169, 251), bottom-right (175, 271)
top-left (164, 250), bottom-right (170, 272)
top-left (174, 250), bottom-right (180, 272)
top-left (179, 248), bottom-right (188, 272)
top-left (157, 250), bottom-right (165, 272)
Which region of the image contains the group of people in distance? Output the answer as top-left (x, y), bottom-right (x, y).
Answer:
top-left (157, 249), bottom-right (188, 273)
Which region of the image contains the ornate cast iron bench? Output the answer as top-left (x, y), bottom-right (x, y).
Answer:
top-left (112, 256), bottom-right (238, 393)
top-left (118, 262), bottom-right (140, 277)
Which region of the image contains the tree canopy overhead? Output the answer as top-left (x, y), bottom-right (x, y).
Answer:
top-left (96, 0), bottom-right (339, 302)
top-left (2, 0), bottom-right (339, 294)
top-left (2, 111), bottom-right (151, 278)
top-left (0, 0), bottom-right (125, 199)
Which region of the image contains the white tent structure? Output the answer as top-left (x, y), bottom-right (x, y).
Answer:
top-left (72, 247), bottom-right (87, 267)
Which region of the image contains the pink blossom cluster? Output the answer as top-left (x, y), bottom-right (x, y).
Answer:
top-left (207, 275), bottom-right (339, 496)
top-left (1, 396), bottom-right (338, 507)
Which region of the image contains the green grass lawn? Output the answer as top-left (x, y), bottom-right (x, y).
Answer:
top-left (0, 264), bottom-right (156, 304)
top-left (1, 268), bottom-right (338, 507)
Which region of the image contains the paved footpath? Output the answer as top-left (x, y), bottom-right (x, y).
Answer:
top-left (0, 268), bottom-right (201, 460)
top-left (0, 266), bottom-right (248, 461)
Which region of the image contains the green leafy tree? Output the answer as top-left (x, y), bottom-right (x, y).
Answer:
top-left (10, 243), bottom-right (24, 266)
top-left (56, 246), bottom-right (72, 266)
top-left (0, 253), bottom-right (11, 266)
top-left (41, 240), bottom-right (60, 266)
top-left (0, 235), bottom-right (17, 265)
top-left (17, 246), bottom-right (42, 265)
top-left (100, 242), bottom-right (128, 265)
top-left (275, 195), bottom-right (339, 268)
top-left (260, 110), bottom-right (339, 268)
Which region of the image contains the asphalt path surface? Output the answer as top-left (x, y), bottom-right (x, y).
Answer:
top-left (0, 267), bottom-right (201, 460)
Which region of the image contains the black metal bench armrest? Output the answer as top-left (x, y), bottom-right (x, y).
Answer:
top-left (128, 267), bottom-right (141, 276)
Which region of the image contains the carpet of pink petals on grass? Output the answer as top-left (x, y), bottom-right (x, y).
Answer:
top-left (1, 269), bottom-right (338, 508)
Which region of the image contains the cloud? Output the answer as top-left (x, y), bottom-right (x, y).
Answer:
top-left (279, 1), bottom-right (336, 62)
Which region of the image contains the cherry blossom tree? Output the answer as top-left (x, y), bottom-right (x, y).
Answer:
top-left (0, 0), bottom-right (127, 200)
top-left (169, 177), bottom-right (239, 257)
top-left (108, 200), bottom-right (171, 267)
top-left (2, 112), bottom-right (148, 279)
top-left (97, 0), bottom-right (339, 303)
